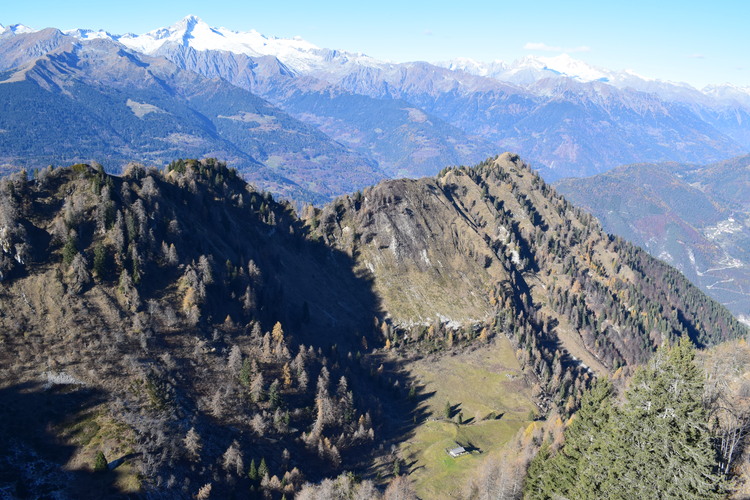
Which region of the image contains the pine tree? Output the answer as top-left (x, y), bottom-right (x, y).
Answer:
top-left (248, 459), bottom-right (259, 482)
top-left (268, 379), bottom-right (282, 409)
top-left (93, 241), bottom-right (108, 278)
top-left (62, 235), bottom-right (78, 267)
top-left (258, 457), bottom-right (269, 479)
top-left (523, 442), bottom-right (552, 498)
top-left (600, 338), bottom-right (725, 499)
top-left (533, 378), bottom-right (614, 499)
top-left (525, 339), bottom-right (726, 500)
top-left (239, 358), bottom-right (253, 388)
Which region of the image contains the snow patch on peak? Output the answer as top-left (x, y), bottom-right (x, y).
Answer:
top-left (435, 54), bottom-right (610, 86)
top-left (180, 14), bottom-right (201, 26)
top-left (442, 53), bottom-right (713, 104)
top-left (622, 68), bottom-right (653, 82)
top-left (64, 28), bottom-right (114, 41)
top-left (12, 24), bottom-right (35, 34)
top-left (1, 24), bottom-right (36, 36)
top-left (436, 58), bottom-right (508, 77)
top-left (703, 83), bottom-right (750, 106)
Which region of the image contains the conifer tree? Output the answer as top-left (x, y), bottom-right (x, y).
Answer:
top-left (600, 338), bottom-right (726, 499)
top-left (529, 378), bottom-right (614, 499)
top-left (93, 241), bottom-right (108, 278)
top-left (526, 339), bottom-right (725, 499)
top-left (248, 459), bottom-right (259, 482)
top-left (258, 457), bottom-right (269, 479)
top-left (239, 358), bottom-right (253, 388)
top-left (62, 235), bottom-right (78, 267)
top-left (523, 442), bottom-right (552, 498)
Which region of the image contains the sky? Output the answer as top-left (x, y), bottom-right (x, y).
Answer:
top-left (2, 0), bottom-right (749, 88)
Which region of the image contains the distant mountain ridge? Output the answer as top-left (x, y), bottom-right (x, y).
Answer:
top-left (1, 15), bottom-right (749, 192)
top-left (66, 16), bottom-right (750, 102)
top-left (59, 15), bottom-right (750, 180)
top-left (0, 28), bottom-right (385, 203)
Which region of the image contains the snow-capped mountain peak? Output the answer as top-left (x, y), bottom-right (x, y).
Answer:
top-left (437, 53), bottom-right (611, 85)
top-left (703, 83), bottom-right (750, 107)
top-left (532, 53), bottom-right (609, 82)
top-left (106, 15), bottom-right (388, 77)
top-left (115, 15), bottom-right (322, 64)
top-left (436, 57), bottom-right (508, 77)
top-left (1, 24), bottom-right (36, 36)
top-left (13, 15), bottom-right (741, 106)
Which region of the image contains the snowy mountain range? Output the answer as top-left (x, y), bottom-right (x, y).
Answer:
top-left (69, 15), bottom-right (386, 80)
top-left (2, 15), bottom-right (750, 183)
top-left (64, 15), bottom-right (750, 106)
top-left (0, 23), bottom-right (35, 36)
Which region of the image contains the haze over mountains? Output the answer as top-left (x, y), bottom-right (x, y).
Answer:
top-left (1, 15), bottom-right (749, 203)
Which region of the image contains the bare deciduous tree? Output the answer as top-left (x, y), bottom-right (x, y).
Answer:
top-left (221, 440), bottom-right (243, 476)
top-left (251, 413), bottom-right (267, 436)
top-left (383, 475), bottom-right (418, 500)
top-left (183, 427), bottom-right (202, 462)
top-left (227, 345), bottom-right (242, 376)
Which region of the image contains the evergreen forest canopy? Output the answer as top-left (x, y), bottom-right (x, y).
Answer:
top-left (0, 155), bottom-right (746, 499)
top-left (526, 338), bottom-right (727, 500)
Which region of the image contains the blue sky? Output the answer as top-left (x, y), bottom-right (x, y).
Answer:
top-left (3, 0), bottom-right (749, 88)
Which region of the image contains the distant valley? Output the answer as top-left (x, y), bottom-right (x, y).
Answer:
top-left (557, 155), bottom-right (750, 324)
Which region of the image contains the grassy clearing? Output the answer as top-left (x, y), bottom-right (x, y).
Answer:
top-left (59, 409), bottom-right (141, 495)
top-left (400, 337), bottom-right (535, 498)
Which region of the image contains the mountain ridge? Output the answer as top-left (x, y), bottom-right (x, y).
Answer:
top-left (2, 15), bottom-right (748, 185)
top-left (0, 154), bottom-right (745, 498)
top-left (76, 15), bottom-right (746, 180)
